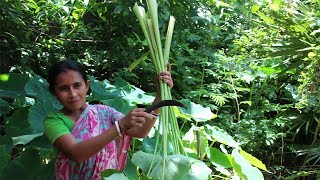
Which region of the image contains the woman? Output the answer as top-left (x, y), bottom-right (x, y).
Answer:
top-left (44, 60), bottom-right (173, 179)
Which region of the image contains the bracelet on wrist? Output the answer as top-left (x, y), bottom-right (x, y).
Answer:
top-left (115, 121), bottom-right (122, 137)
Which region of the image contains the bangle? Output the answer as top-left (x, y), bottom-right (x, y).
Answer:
top-left (115, 121), bottom-right (122, 137)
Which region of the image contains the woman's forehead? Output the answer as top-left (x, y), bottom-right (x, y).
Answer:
top-left (55, 69), bottom-right (84, 85)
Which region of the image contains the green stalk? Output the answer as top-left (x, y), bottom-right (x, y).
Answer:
top-left (133, 1), bottom-right (185, 179)
top-left (147, 0), bottom-right (165, 71)
top-left (163, 16), bottom-right (175, 65)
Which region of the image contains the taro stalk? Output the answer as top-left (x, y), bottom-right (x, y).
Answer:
top-left (133, 0), bottom-right (185, 178)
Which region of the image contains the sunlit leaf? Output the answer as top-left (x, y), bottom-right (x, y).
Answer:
top-left (308, 52), bottom-right (316, 58)
top-left (251, 5), bottom-right (260, 13)
top-left (239, 149), bottom-right (267, 171)
top-left (269, 4), bottom-right (280, 11)
top-left (231, 149), bottom-right (264, 180)
top-left (205, 125), bottom-right (239, 148)
top-left (176, 99), bottom-right (217, 122)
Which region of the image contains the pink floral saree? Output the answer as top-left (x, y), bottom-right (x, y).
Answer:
top-left (54, 104), bottom-right (131, 180)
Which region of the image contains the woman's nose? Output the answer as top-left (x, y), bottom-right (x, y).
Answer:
top-left (69, 88), bottom-right (77, 97)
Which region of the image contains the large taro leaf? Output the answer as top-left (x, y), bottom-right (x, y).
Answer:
top-left (24, 74), bottom-right (53, 99)
top-left (131, 151), bottom-right (162, 173)
top-left (205, 124), bottom-right (239, 148)
top-left (0, 98), bottom-right (10, 116)
top-left (132, 151), bottom-right (212, 180)
top-left (89, 76), bottom-right (122, 100)
top-left (89, 76), bottom-right (154, 106)
top-left (28, 98), bottom-right (62, 133)
top-left (101, 169), bottom-right (129, 180)
top-left (1, 147), bottom-right (55, 180)
top-left (142, 134), bottom-right (174, 155)
top-left (12, 133), bottom-right (43, 146)
top-left (101, 98), bottom-right (135, 114)
top-left (5, 107), bottom-right (32, 136)
top-left (25, 75), bottom-right (62, 133)
top-left (0, 135), bottom-right (13, 175)
top-left (113, 77), bottom-right (154, 105)
top-left (123, 157), bottom-right (138, 180)
top-left (0, 73), bottom-right (30, 99)
top-left (175, 99), bottom-right (217, 122)
top-left (231, 149), bottom-right (264, 180)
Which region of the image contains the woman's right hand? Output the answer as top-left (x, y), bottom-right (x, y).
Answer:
top-left (119, 108), bottom-right (156, 138)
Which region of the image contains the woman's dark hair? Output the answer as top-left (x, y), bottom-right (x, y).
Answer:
top-left (47, 60), bottom-right (88, 93)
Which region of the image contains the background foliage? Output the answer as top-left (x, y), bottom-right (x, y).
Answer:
top-left (1, 0), bottom-right (320, 179)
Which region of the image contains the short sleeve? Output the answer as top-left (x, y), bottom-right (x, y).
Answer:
top-left (109, 107), bottom-right (124, 124)
top-left (44, 114), bottom-right (73, 144)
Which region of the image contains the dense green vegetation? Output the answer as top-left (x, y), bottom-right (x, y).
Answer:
top-left (1, 0), bottom-right (320, 179)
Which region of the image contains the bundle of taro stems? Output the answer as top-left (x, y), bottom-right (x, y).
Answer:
top-left (133, 0), bottom-right (186, 179)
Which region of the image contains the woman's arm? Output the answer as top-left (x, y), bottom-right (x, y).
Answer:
top-left (53, 106), bottom-right (158, 163)
top-left (53, 125), bottom-right (119, 163)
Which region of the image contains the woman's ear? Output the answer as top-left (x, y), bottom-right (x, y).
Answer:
top-left (86, 80), bottom-right (90, 92)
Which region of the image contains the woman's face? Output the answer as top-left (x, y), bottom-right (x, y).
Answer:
top-left (53, 69), bottom-right (90, 112)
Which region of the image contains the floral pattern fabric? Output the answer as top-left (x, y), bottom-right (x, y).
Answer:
top-left (54, 104), bottom-right (131, 180)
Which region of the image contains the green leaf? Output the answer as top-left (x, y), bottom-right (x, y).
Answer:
top-left (12, 133), bottom-right (43, 145)
top-left (231, 149), bottom-right (264, 180)
top-left (101, 169), bottom-right (129, 180)
top-left (101, 98), bottom-right (134, 114)
top-left (89, 77), bottom-right (154, 106)
top-left (28, 98), bottom-right (62, 133)
top-left (123, 157), bottom-right (138, 180)
top-left (239, 149), bottom-right (267, 171)
top-left (269, 3), bottom-right (280, 11)
top-left (5, 107), bottom-right (32, 136)
top-left (1, 148), bottom-right (41, 180)
top-left (24, 75), bottom-right (52, 99)
top-left (113, 77), bottom-right (154, 105)
top-left (142, 134), bottom-right (174, 155)
top-left (0, 136), bottom-right (13, 174)
top-left (0, 73), bottom-right (30, 99)
top-left (176, 99), bottom-right (217, 122)
top-left (0, 98), bottom-right (10, 116)
top-left (251, 5), bottom-right (260, 13)
top-left (206, 147), bottom-right (232, 168)
top-left (132, 151), bottom-right (211, 180)
top-left (255, 12), bottom-right (275, 24)
top-left (131, 151), bottom-right (162, 173)
top-left (205, 125), bottom-right (239, 148)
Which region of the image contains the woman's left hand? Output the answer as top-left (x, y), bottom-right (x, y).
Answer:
top-left (155, 63), bottom-right (174, 93)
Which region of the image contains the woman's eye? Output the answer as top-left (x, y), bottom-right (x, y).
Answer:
top-left (74, 83), bottom-right (81, 88)
top-left (59, 87), bottom-right (67, 92)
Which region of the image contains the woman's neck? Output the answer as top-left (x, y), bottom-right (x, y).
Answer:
top-left (61, 105), bottom-right (87, 121)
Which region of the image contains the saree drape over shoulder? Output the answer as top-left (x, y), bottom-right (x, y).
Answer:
top-left (44, 104), bottom-right (131, 180)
